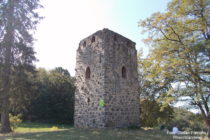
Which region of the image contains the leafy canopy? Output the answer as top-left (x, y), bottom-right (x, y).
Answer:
top-left (139, 0), bottom-right (209, 120)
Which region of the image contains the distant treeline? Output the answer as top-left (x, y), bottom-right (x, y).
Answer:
top-left (140, 99), bottom-right (206, 131)
top-left (11, 67), bottom-right (75, 124)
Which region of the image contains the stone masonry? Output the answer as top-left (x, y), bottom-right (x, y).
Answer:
top-left (74, 28), bottom-right (140, 128)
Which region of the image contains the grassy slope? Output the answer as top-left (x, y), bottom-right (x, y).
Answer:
top-left (0, 123), bottom-right (174, 140)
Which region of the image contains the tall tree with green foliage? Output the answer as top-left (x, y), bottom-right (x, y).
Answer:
top-left (139, 0), bottom-right (210, 135)
top-left (138, 50), bottom-right (173, 100)
top-left (138, 52), bottom-right (174, 127)
top-left (0, 0), bottom-right (42, 133)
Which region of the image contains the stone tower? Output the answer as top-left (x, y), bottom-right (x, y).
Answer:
top-left (74, 28), bottom-right (140, 128)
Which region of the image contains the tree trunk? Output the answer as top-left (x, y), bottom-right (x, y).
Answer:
top-left (0, 99), bottom-right (12, 133)
top-left (0, 59), bottom-right (12, 134)
top-left (0, 0), bottom-right (13, 132)
top-left (205, 114), bottom-right (210, 138)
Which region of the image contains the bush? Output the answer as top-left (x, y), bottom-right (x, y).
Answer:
top-left (140, 99), bottom-right (174, 127)
top-left (9, 114), bottom-right (22, 130)
top-left (165, 108), bottom-right (206, 131)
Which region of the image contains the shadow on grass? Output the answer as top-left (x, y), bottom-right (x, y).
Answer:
top-left (17, 123), bottom-right (73, 129)
top-left (0, 128), bottom-right (174, 140)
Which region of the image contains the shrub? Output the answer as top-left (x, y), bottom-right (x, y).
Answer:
top-left (9, 114), bottom-right (22, 130)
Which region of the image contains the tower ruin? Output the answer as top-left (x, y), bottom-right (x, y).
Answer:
top-left (74, 28), bottom-right (140, 128)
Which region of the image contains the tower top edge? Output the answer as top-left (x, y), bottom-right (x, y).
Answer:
top-left (79, 28), bottom-right (136, 45)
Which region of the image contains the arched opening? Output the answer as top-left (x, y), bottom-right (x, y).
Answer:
top-left (122, 66), bottom-right (126, 78)
top-left (87, 98), bottom-right (90, 103)
top-left (91, 36), bottom-right (95, 43)
top-left (127, 41), bottom-right (130, 46)
top-left (114, 35), bottom-right (117, 41)
top-left (83, 41), bottom-right (86, 47)
top-left (86, 67), bottom-right (90, 79)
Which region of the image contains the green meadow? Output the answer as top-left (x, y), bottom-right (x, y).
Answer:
top-left (0, 123), bottom-right (174, 140)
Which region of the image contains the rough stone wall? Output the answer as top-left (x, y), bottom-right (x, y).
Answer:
top-left (74, 31), bottom-right (106, 128)
top-left (74, 29), bottom-right (140, 128)
top-left (103, 30), bottom-right (140, 127)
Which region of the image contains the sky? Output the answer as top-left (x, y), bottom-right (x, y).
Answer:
top-left (34, 0), bottom-right (171, 76)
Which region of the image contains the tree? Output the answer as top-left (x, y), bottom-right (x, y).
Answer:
top-left (140, 99), bottom-right (174, 127)
top-left (0, 0), bottom-right (42, 133)
top-left (139, 0), bottom-right (210, 135)
top-left (53, 67), bottom-right (71, 77)
top-left (23, 68), bottom-right (75, 124)
top-left (168, 108), bottom-right (206, 131)
top-left (138, 50), bottom-right (173, 100)
top-left (138, 52), bottom-right (174, 127)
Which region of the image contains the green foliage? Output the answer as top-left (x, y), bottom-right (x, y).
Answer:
top-left (23, 67), bottom-right (75, 124)
top-left (140, 99), bottom-right (174, 127)
top-left (167, 108), bottom-right (206, 131)
top-left (9, 114), bottom-right (22, 131)
top-left (138, 51), bottom-right (173, 100)
top-left (188, 113), bottom-right (206, 131)
top-left (139, 0), bottom-right (210, 130)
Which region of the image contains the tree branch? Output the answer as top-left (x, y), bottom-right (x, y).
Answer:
top-left (197, 102), bottom-right (208, 118)
top-left (159, 28), bottom-right (182, 44)
top-left (201, 94), bottom-right (209, 114)
top-left (168, 25), bottom-right (184, 45)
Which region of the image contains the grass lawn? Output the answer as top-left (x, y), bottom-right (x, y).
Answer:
top-left (0, 123), bottom-right (204, 140)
